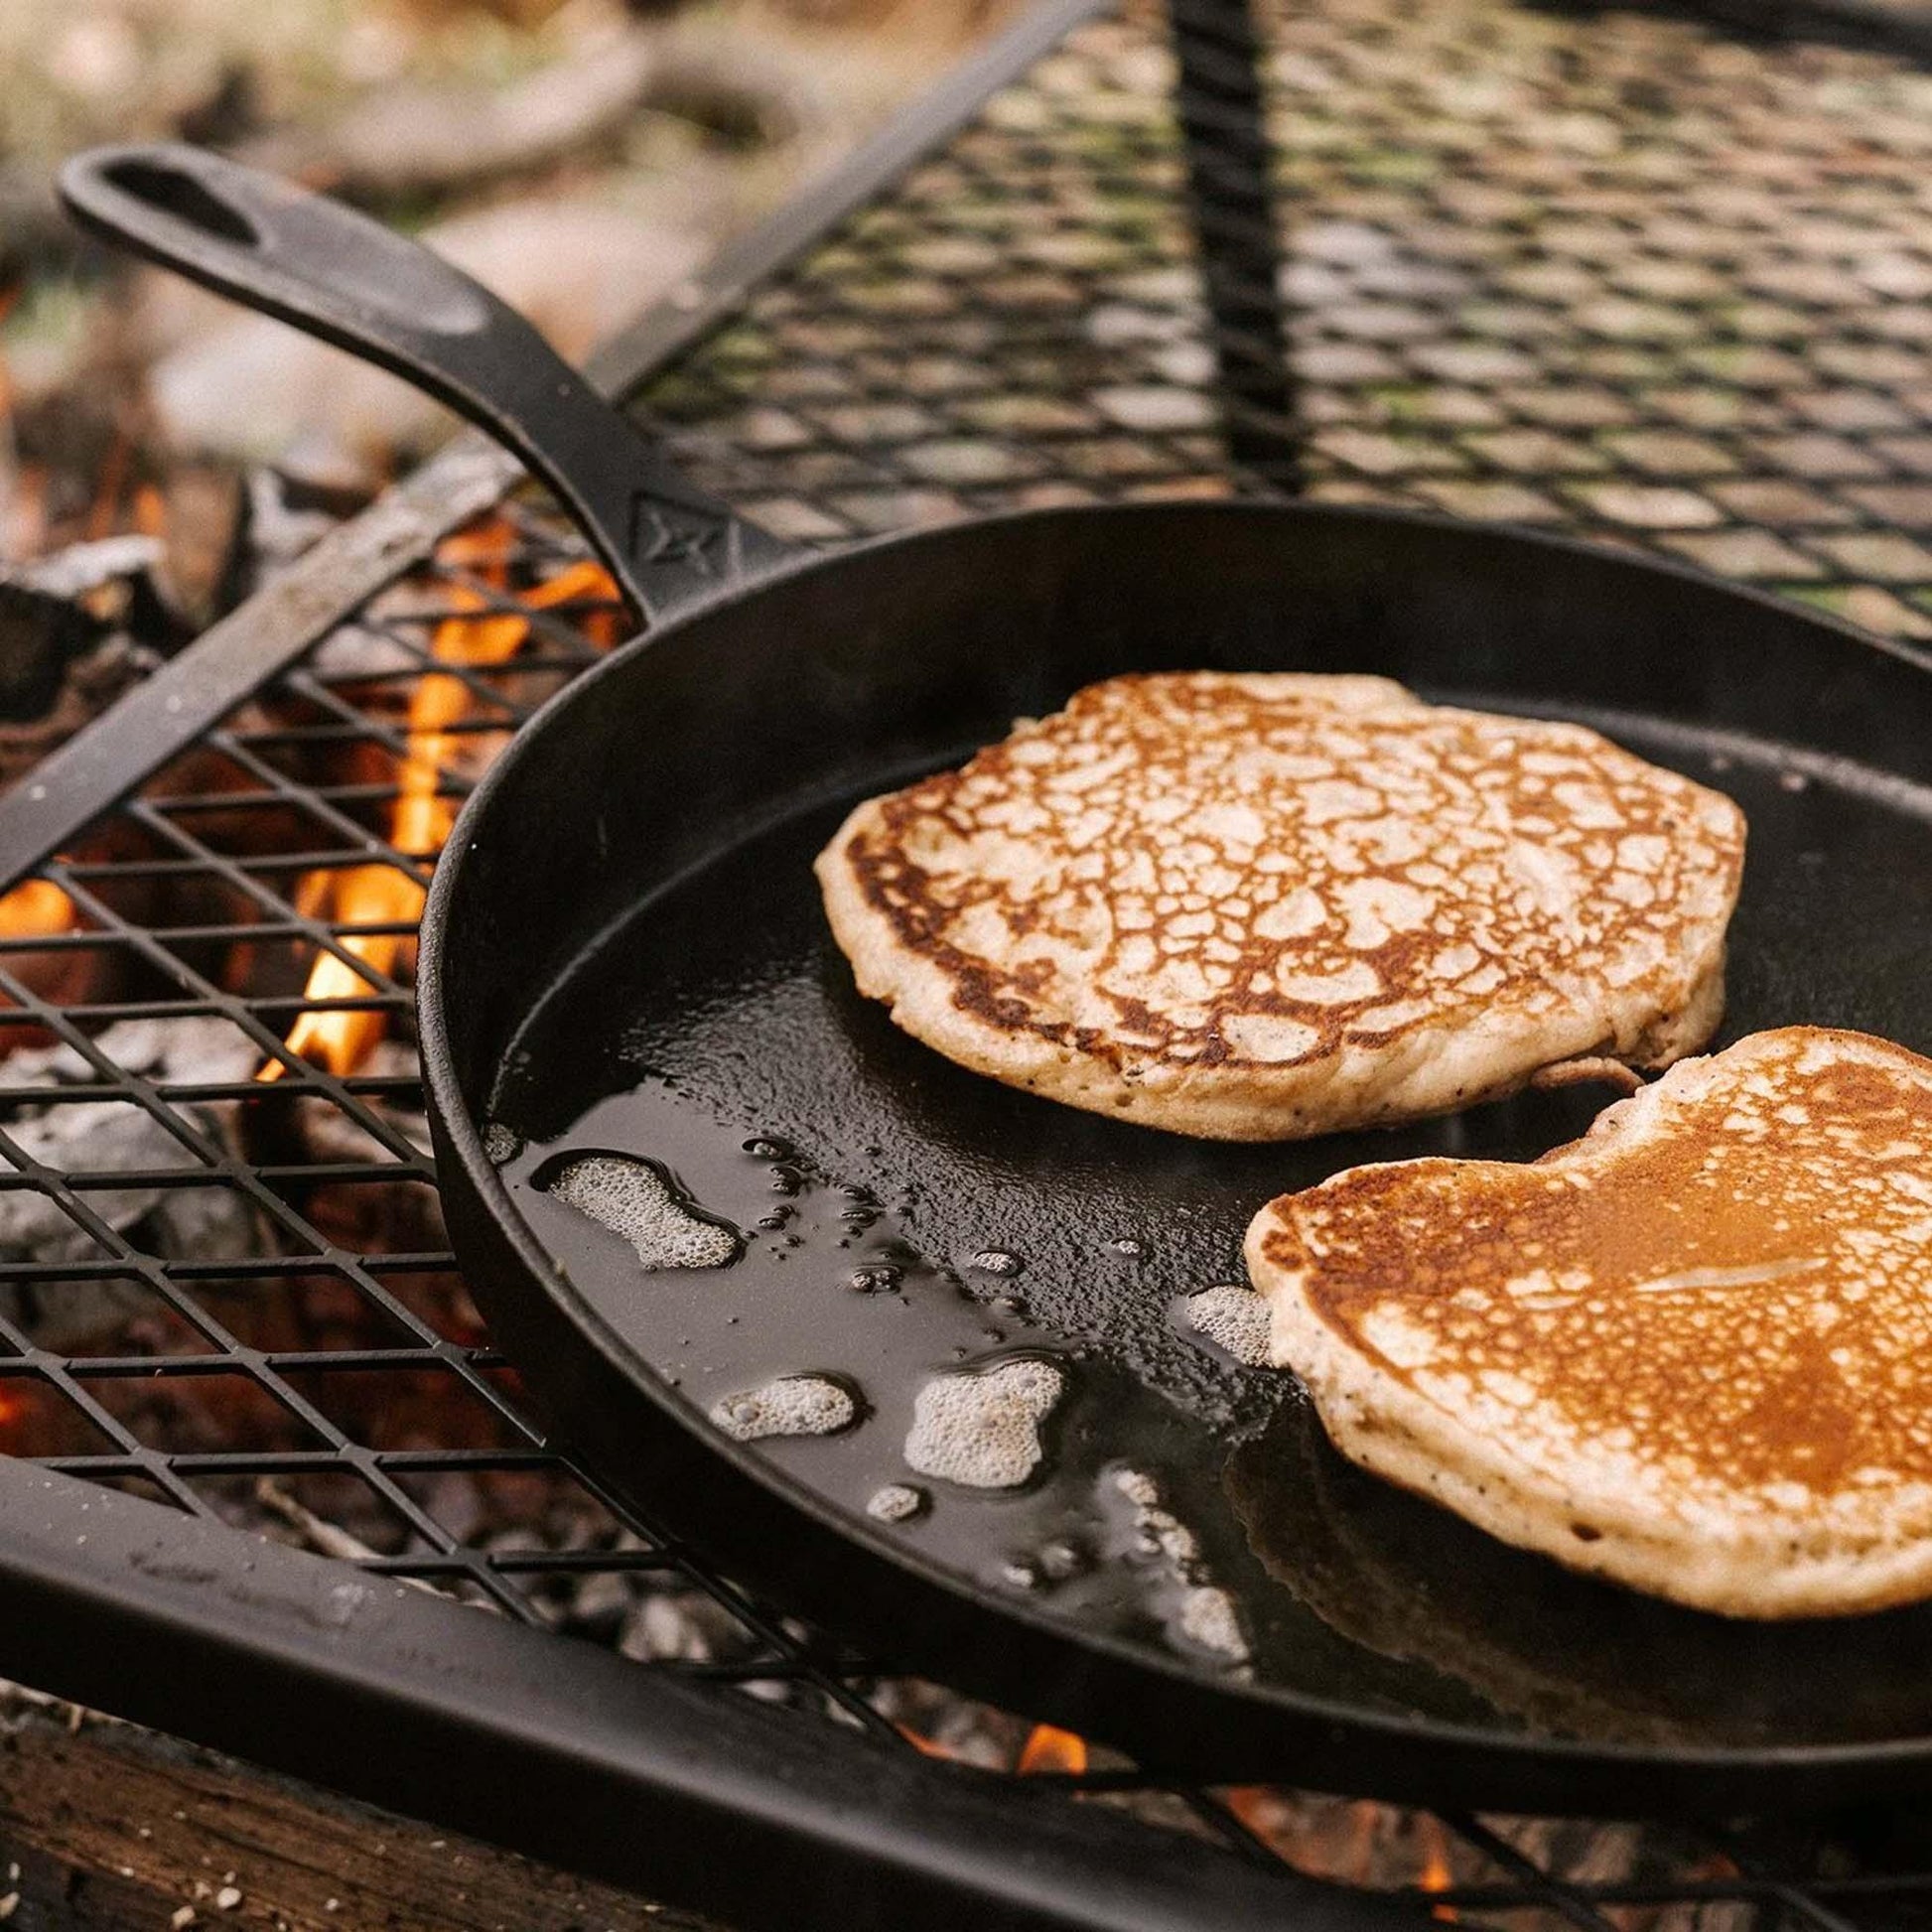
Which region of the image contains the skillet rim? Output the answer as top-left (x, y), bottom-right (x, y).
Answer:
top-left (416, 495), bottom-right (1932, 1800)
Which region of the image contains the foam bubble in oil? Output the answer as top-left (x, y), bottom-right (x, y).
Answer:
top-left (1178, 1585), bottom-right (1248, 1662)
top-left (710, 1374), bottom-right (857, 1442)
top-left (1112, 1467), bottom-right (1250, 1666)
top-left (546, 1152), bottom-right (740, 1272)
top-left (903, 1356), bottom-right (1064, 1490)
top-left (1182, 1283), bottom-right (1272, 1368)
top-left (867, 1482), bottom-right (926, 1523)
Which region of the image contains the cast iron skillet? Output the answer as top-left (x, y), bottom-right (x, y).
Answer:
top-left (62, 144), bottom-right (1932, 1817)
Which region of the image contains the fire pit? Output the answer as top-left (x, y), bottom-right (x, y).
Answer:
top-left (1, 0), bottom-right (1932, 1924)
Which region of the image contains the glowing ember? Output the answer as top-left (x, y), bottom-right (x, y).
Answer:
top-left (265, 545), bottom-right (621, 1078)
top-left (1215, 1786), bottom-right (1493, 1891)
top-left (1687, 1852), bottom-right (1743, 1880)
top-left (1016, 1724), bottom-right (1089, 1775)
top-left (1347, 1801), bottom-right (1377, 1884)
top-left (0, 1380), bottom-right (49, 1455)
top-left (0, 880), bottom-right (74, 940)
top-left (0, 877), bottom-right (87, 1044)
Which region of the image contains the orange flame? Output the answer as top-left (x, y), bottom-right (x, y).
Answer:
top-left (0, 877), bottom-right (80, 1053)
top-left (1220, 1786), bottom-right (1284, 1842)
top-left (436, 516), bottom-right (521, 572)
top-left (267, 863), bottom-right (423, 1078)
top-left (1418, 1816), bottom-right (1457, 1921)
top-left (894, 1719), bottom-right (1090, 1775)
top-left (0, 880), bottom-right (74, 939)
top-left (265, 551), bottom-right (621, 1079)
top-left (1017, 1724), bottom-right (1089, 1775)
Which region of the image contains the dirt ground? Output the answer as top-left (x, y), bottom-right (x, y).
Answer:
top-left (0, 0), bottom-right (1012, 571)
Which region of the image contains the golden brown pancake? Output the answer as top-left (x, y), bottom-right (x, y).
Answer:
top-left (1247, 1028), bottom-right (1932, 1617)
top-left (816, 672), bottom-right (1744, 1140)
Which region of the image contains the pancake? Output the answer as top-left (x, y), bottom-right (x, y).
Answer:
top-left (1225, 1401), bottom-right (1932, 1748)
top-left (1246, 1028), bottom-right (1932, 1618)
top-left (816, 672), bottom-right (1744, 1140)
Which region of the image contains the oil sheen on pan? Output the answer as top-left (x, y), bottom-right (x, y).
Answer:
top-left (488, 697), bottom-right (1932, 1751)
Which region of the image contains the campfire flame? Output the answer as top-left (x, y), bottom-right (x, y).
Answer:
top-left (892, 1718), bottom-right (1092, 1776)
top-left (892, 1724), bottom-right (1476, 1891)
top-left (1221, 1786), bottom-right (1465, 1890)
top-left (265, 533), bottom-right (621, 1079)
top-left (267, 863), bottom-right (423, 1080)
top-left (1418, 1815), bottom-right (1457, 1921)
top-left (1017, 1724), bottom-right (1089, 1775)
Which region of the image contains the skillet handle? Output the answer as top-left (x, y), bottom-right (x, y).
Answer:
top-left (60, 144), bottom-right (800, 623)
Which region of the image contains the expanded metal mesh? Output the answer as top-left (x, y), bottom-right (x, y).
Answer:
top-left (4, 0), bottom-right (1932, 1919)
top-left (637, 0), bottom-right (1932, 648)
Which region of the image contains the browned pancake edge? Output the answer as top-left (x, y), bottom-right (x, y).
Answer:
top-left (817, 672), bottom-right (1744, 1141)
top-left (1247, 1028), bottom-right (1932, 1616)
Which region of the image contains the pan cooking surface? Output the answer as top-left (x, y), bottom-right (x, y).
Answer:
top-left (490, 693), bottom-right (1932, 1754)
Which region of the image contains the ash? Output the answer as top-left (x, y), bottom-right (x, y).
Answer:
top-left (0, 1016), bottom-right (263, 1346)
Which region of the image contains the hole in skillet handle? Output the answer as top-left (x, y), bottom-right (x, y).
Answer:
top-left (101, 159), bottom-right (259, 247)
top-left (77, 146), bottom-right (494, 341)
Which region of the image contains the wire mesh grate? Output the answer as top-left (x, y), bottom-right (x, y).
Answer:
top-left (633, 0), bottom-right (1932, 648)
top-left (3, 0), bottom-right (1932, 1919)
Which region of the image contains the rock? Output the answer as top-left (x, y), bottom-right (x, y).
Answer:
top-left (0, 1101), bottom-right (176, 1263)
top-left (0, 1016), bottom-right (266, 1341)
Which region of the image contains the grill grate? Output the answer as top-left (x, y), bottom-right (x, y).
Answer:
top-left (635, 0), bottom-right (1932, 648)
top-left (4, 0), bottom-right (1932, 1921)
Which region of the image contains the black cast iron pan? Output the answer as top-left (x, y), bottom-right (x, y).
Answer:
top-left (62, 144), bottom-right (1932, 1818)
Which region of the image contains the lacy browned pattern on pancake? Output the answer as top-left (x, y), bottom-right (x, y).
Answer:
top-left (819, 673), bottom-right (1743, 1138)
